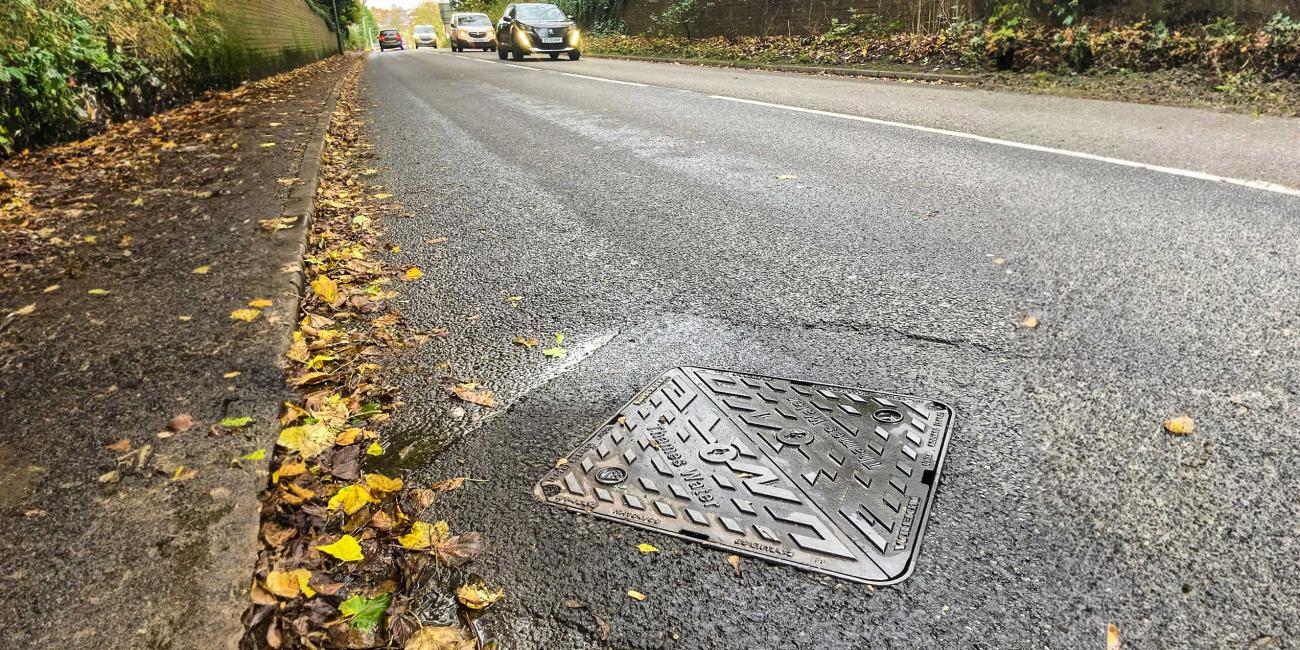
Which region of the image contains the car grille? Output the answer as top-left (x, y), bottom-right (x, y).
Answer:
top-left (469, 31), bottom-right (486, 37)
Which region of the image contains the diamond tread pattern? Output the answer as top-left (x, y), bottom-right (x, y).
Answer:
top-left (534, 367), bottom-right (955, 584)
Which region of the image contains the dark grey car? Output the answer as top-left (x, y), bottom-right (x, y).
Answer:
top-left (496, 3), bottom-right (582, 61)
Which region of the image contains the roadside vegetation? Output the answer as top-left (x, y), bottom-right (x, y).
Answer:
top-left (0, 0), bottom-right (367, 156)
top-left (585, 4), bottom-right (1300, 115)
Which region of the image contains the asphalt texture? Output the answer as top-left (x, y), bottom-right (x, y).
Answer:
top-left (361, 49), bottom-right (1300, 649)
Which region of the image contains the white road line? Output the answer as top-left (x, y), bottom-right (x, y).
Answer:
top-left (468, 58), bottom-right (494, 64)
top-left (560, 72), bottom-right (649, 87)
top-left (505, 63), bottom-right (542, 71)
top-left (709, 95), bottom-right (1300, 198)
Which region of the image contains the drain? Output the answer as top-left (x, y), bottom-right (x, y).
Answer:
top-left (534, 367), bottom-right (956, 585)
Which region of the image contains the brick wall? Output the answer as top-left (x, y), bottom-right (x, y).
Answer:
top-left (622, 0), bottom-right (1300, 36)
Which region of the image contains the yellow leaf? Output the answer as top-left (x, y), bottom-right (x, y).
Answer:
top-left (295, 569), bottom-right (316, 598)
top-left (277, 422), bottom-right (335, 458)
top-left (397, 520), bottom-right (448, 550)
top-left (9, 304), bottom-right (35, 317)
top-left (260, 142), bottom-right (276, 148)
top-left (272, 460), bottom-right (307, 483)
top-left (43, 284), bottom-right (60, 293)
top-left (366, 442), bottom-right (385, 456)
top-left (171, 465), bottom-right (197, 481)
top-left (365, 473), bottom-right (404, 494)
top-left (242, 448), bottom-right (266, 461)
top-left (403, 267), bottom-right (424, 281)
top-left (456, 581), bottom-right (504, 610)
top-left (305, 354), bottom-right (336, 370)
top-left (317, 534), bottom-right (364, 562)
top-left (230, 308), bottom-right (261, 322)
top-left (637, 543), bottom-right (660, 554)
top-left (327, 484), bottom-right (376, 514)
top-left (1020, 315), bottom-right (1039, 329)
top-left (1107, 623), bottom-right (1120, 650)
top-left (626, 590), bottom-right (647, 601)
top-left (223, 371), bottom-right (241, 378)
top-left (264, 570), bottom-right (301, 599)
top-left (335, 427), bottom-right (362, 446)
top-left (1163, 415), bottom-right (1195, 435)
top-left (311, 275), bottom-right (339, 303)
top-left (87, 288), bottom-right (110, 296)
top-left (373, 192), bottom-right (393, 199)
top-left (248, 298), bottom-right (273, 308)
top-left (192, 265), bottom-right (210, 274)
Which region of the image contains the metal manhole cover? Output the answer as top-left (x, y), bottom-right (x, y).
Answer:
top-left (534, 367), bottom-right (955, 585)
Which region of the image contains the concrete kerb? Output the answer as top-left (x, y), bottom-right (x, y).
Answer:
top-left (589, 53), bottom-right (980, 84)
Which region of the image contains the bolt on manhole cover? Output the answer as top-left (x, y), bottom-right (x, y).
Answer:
top-left (533, 367), bottom-right (955, 585)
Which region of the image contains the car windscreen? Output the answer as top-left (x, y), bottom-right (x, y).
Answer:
top-left (414, 25), bottom-right (435, 34)
top-left (380, 30), bottom-right (398, 36)
top-left (456, 15), bottom-right (491, 26)
top-left (516, 5), bottom-right (567, 21)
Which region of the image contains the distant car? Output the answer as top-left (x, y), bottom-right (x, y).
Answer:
top-left (497, 3), bottom-right (582, 61)
top-left (377, 28), bottom-right (404, 51)
top-left (412, 24), bottom-right (437, 49)
top-left (447, 13), bottom-right (497, 52)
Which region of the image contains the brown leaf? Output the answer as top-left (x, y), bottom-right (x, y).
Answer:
top-left (433, 532), bottom-right (484, 567)
top-left (450, 383), bottom-right (495, 407)
top-left (562, 598), bottom-right (585, 608)
top-left (404, 626), bottom-right (475, 650)
top-left (168, 414), bottom-right (193, 432)
top-left (727, 554), bottom-right (742, 576)
top-left (250, 581), bottom-right (277, 606)
top-left (106, 438), bottom-right (131, 453)
top-left (429, 476), bottom-right (466, 492)
top-left (1163, 415), bottom-right (1195, 436)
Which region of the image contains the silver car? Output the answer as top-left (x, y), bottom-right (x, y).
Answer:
top-left (412, 24), bottom-right (438, 49)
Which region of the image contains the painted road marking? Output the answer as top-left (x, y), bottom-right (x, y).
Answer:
top-left (560, 72), bottom-right (649, 87)
top-left (709, 95), bottom-right (1300, 198)
top-left (505, 63), bottom-right (542, 71)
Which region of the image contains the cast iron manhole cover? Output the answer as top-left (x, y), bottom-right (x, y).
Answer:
top-left (534, 367), bottom-right (955, 585)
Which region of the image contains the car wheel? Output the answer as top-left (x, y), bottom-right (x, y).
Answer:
top-left (569, 50), bottom-right (581, 61)
top-left (498, 47), bottom-right (508, 60)
top-left (511, 48), bottom-right (524, 61)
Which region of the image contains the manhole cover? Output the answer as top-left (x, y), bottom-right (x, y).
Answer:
top-left (534, 367), bottom-right (955, 585)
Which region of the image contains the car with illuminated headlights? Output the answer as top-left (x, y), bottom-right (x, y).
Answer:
top-left (412, 24), bottom-right (438, 49)
top-left (447, 13), bottom-right (496, 52)
top-left (496, 3), bottom-right (582, 61)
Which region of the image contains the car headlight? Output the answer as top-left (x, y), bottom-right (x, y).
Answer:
top-left (569, 29), bottom-right (580, 45)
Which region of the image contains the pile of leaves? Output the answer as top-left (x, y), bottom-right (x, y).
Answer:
top-left (588, 12), bottom-right (1300, 87)
top-left (243, 61), bottom-right (499, 650)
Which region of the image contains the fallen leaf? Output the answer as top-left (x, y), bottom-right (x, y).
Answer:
top-left (775, 174), bottom-right (798, 180)
top-left (335, 427), bottom-right (362, 445)
top-left (1019, 315), bottom-right (1039, 329)
top-left (404, 626), bottom-right (475, 650)
top-left (456, 581), bottom-right (504, 610)
top-left (171, 465), bottom-right (197, 481)
top-left (87, 289), bottom-right (110, 296)
top-left (260, 142), bottom-right (276, 148)
top-left (554, 332), bottom-right (565, 344)
top-left (107, 438), bottom-right (131, 453)
top-left (398, 520), bottom-right (449, 550)
top-left (626, 590), bottom-right (647, 601)
top-left (513, 335), bottom-right (541, 348)
top-left (8, 304), bottom-right (35, 318)
top-left (328, 484), bottom-right (376, 514)
top-left (272, 460), bottom-right (307, 483)
top-left (317, 534), bottom-right (365, 562)
top-left (542, 346), bottom-right (566, 358)
top-left (221, 416), bottom-right (254, 428)
top-left (430, 476), bottom-right (466, 492)
top-left (339, 592), bottom-right (390, 630)
top-left (727, 554), bottom-right (741, 576)
top-left (365, 472), bottom-right (403, 494)
top-left (450, 383), bottom-right (495, 407)
top-left (1107, 623), bottom-right (1121, 650)
top-left (223, 371), bottom-right (241, 379)
top-left (506, 295), bottom-right (523, 303)
top-left (98, 469), bottom-right (120, 484)
top-left (562, 599), bottom-right (585, 608)
top-left (372, 193), bottom-right (394, 199)
top-left (311, 275), bottom-right (339, 303)
top-left (637, 543), bottom-right (660, 554)
top-left (434, 532), bottom-right (484, 567)
top-left (366, 441), bottom-right (385, 456)
top-left (1163, 415), bottom-right (1196, 436)
top-left (403, 267), bottom-right (424, 281)
top-left (230, 308), bottom-right (261, 322)
top-left (264, 570), bottom-right (301, 599)
top-left (168, 414), bottom-right (193, 432)
top-left (43, 284), bottom-right (60, 293)
top-left (242, 448), bottom-right (266, 461)
top-left (248, 298), bottom-right (273, 308)
top-left (554, 457), bottom-right (569, 468)
top-left (192, 265), bottom-right (211, 274)
top-left (277, 422), bottom-right (336, 458)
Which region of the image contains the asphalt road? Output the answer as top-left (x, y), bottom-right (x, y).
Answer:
top-left (360, 49), bottom-right (1300, 649)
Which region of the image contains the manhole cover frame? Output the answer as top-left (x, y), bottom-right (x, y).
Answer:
top-left (533, 366), bottom-right (957, 585)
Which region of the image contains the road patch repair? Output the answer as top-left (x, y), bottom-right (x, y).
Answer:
top-left (535, 366), bottom-right (954, 584)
